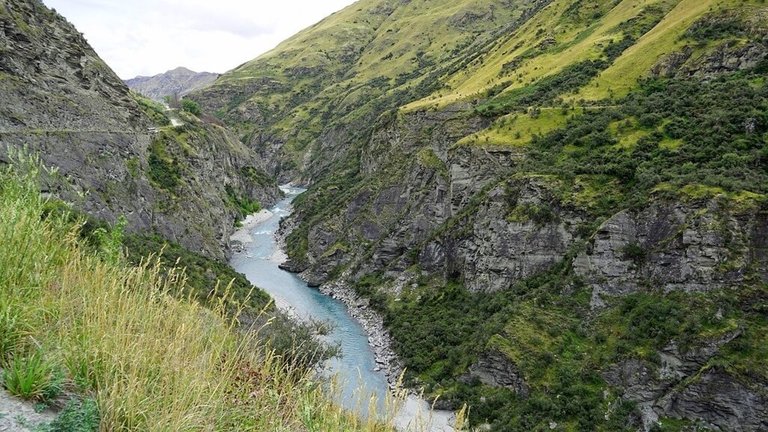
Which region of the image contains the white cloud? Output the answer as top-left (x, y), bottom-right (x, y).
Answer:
top-left (42, 0), bottom-right (358, 78)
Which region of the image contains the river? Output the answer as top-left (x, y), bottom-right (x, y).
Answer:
top-left (229, 186), bottom-right (456, 431)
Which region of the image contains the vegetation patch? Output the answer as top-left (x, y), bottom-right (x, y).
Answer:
top-left (240, 166), bottom-right (278, 187)
top-left (44, 399), bottom-right (100, 432)
top-left (225, 185), bottom-right (262, 219)
top-left (685, 11), bottom-right (750, 42)
top-left (134, 94), bottom-right (171, 126)
top-left (416, 148), bottom-right (447, 175)
top-left (361, 256), bottom-right (766, 429)
top-left (123, 234), bottom-right (271, 314)
top-left (181, 99), bottom-right (201, 116)
top-left (147, 137), bottom-right (181, 190)
top-left (523, 71), bottom-right (768, 214)
top-left (2, 350), bottom-right (62, 402)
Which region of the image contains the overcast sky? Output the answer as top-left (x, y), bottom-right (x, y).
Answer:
top-left (42, 0), bottom-right (358, 79)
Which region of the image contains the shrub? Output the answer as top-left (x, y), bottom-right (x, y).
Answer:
top-left (2, 350), bottom-right (63, 402)
top-left (147, 138), bottom-right (181, 190)
top-left (181, 99), bottom-right (201, 116)
top-left (621, 242), bottom-right (646, 264)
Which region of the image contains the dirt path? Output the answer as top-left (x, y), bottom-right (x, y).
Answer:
top-left (0, 390), bottom-right (57, 432)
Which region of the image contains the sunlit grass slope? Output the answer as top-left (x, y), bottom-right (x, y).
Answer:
top-left (439, 0), bottom-right (768, 148)
top-left (405, 0), bottom-right (675, 110)
top-left (194, 0), bottom-right (550, 166)
top-left (196, 0), bottom-right (768, 165)
top-left (575, 0), bottom-right (716, 100)
top-left (0, 162), bottom-right (400, 431)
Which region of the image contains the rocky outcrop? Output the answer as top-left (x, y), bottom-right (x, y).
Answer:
top-left (464, 350), bottom-right (529, 397)
top-left (455, 178), bottom-right (580, 293)
top-left (287, 108), bottom-right (491, 284)
top-left (294, 135), bottom-right (581, 294)
top-left (125, 67), bottom-right (219, 101)
top-left (188, 77), bottom-right (293, 181)
top-left (683, 41), bottom-right (768, 76)
top-left (575, 199), bottom-right (768, 307)
top-left (604, 331), bottom-right (768, 431)
top-left (653, 42), bottom-right (768, 79)
top-left (0, 0), bottom-right (280, 260)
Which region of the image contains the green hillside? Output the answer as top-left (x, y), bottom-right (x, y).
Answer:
top-left (191, 0), bottom-right (552, 177)
top-left (194, 0), bottom-right (768, 179)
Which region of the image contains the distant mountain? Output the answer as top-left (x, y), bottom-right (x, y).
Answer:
top-left (125, 67), bottom-right (218, 101)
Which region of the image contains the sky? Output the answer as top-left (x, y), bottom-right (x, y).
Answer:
top-left (42, 0), bottom-right (358, 79)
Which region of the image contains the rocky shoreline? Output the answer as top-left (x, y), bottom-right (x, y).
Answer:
top-left (229, 209), bottom-right (274, 253)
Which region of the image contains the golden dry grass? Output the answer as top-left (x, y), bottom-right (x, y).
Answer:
top-left (0, 160), bottom-right (445, 431)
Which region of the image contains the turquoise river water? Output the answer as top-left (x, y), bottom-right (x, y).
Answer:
top-left (229, 187), bottom-right (391, 413)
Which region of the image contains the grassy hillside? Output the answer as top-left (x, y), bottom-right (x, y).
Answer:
top-left (0, 161), bottom-right (401, 431)
top-left (191, 0), bottom-right (551, 176)
top-left (195, 0), bottom-right (767, 180)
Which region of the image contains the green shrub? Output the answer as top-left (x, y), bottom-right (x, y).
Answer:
top-left (147, 137), bottom-right (181, 190)
top-left (181, 99), bottom-right (201, 116)
top-left (685, 13), bottom-right (747, 42)
top-left (91, 216), bottom-right (126, 264)
top-left (524, 72), bottom-right (768, 213)
top-left (622, 242), bottom-right (646, 264)
top-left (2, 350), bottom-right (62, 401)
top-left (134, 95), bottom-right (171, 126)
top-left (225, 185), bottom-right (262, 218)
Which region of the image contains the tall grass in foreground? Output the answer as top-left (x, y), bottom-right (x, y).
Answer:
top-left (0, 161), bottom-right (420, 431)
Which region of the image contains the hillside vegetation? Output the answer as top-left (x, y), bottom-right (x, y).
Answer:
top-left (190, 0), bottom-right (553, 179)
top-left (0, 162), bottom-right (400, 431)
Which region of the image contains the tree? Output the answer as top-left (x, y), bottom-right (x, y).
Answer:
top-left (181, 99), bottom-right (201, 116)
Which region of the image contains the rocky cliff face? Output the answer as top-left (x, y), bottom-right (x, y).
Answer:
top-left (125, 67), bottom-right (219, 101)
top-left (0, 0), bottom-right (280, 260)
top-left (575, 200), bottom-right (768, 306)
top-left (287, 107), bottom-right (768, 430)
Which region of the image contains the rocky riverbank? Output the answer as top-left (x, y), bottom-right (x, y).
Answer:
top-left (230, 209), bottom-right (274, 252)
top-left (274, 209), bottom-right (403, 387)
top-left (315, 277), bottom-right (458, 431)
top-left (271, 206), bottom-right (457, 431)
top-left (316, 278), bottom-right (403, 388)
